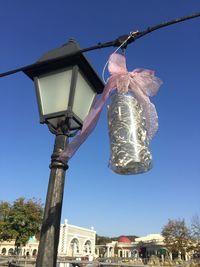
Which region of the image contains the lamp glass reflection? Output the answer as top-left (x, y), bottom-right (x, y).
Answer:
top-left (36, 68), bottom-right (72, 116)
top-left (72, 71), bottom-right (96, 121)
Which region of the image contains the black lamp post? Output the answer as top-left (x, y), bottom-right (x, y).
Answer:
top-left (24, 39), bottom-right (104, 267)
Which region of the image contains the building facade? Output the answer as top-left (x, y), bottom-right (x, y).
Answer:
top-left (96, 234), bottom-right (166, 260)
top-left (96, 234), bottom-right (194, 261)
top-left (0, 219), bottom-right (96, 259)
top-left (58, 219), bottom-right (96, 258)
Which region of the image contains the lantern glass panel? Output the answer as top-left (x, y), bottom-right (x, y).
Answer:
top-left (37, 68), bottom-right (72, 116)
top-left (72, 71), bottom-right (96, 121)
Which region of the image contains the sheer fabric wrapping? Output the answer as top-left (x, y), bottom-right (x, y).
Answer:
top-left (108, 90), bottom-right (152, 175)
top-left (59, 53), bottom-right (162, 176)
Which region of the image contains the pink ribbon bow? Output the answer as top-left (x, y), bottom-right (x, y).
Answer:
top-left (59, 53), bottom-right (162, 161)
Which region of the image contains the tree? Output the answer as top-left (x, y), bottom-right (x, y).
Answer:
top-left (0, 197), bottom-right (43, 249)
top-left (191, 215), bottom-right (200, 240)
top-left (162, 219), bottom-right (192, 259)
top-left (191, 215), bottom-right (200, 257)
top-left (0, 201), bottom-right (15, 240)
top-left (96, 235), bottom-right (112, 245)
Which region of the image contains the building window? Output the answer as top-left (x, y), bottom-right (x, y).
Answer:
top-left (84, 240), bottom-right (92, 254)
top-left (1, 248), bottom-right (6, 255)
top-left (8, 248), bottom-right (14, 255)
top-left (32, 249), bottom-right (37, 257)
top-left (70, 238), bottom-right (79, 256)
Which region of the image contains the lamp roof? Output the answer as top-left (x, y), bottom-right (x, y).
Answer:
top-left (23, 38), bottom-right (104, 94)
top-left (37, 38), bottom-right (81, 62)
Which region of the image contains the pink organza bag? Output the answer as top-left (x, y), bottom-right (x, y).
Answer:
top-left (59, 53), bottom-right (162, 174)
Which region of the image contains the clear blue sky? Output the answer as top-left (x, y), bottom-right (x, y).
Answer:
top-left (0, 0), bottom-right (200, 237)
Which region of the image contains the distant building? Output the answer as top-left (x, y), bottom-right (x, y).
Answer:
top-left (0, 236), bottom-right (38, 258)
top-left (1, 229), bottom-right (194, 261)
top-left (58, 219), bottom-right (96, 258)
top-left (97, 233), bottom-right (194, 261)
top-left (96, 236), bottom-right (134, 258)
top-left (0, 219), bottom-right (96, 259)
top-left (96, 234), bottom-right (166, 259)
top-left (135, 234), bottom-right (165, 260)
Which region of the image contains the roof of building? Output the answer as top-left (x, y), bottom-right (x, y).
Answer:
top-left (135, 234), bottom-right (164, 243)
top-left (118, 236), bottom-right (131, 243)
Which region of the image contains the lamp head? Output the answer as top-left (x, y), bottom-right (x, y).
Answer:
top-left (24, 39), bottom-right (104, 131)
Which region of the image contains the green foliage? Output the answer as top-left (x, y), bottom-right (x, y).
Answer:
top-left (191, 215), bottom-right (200, 240)
top-left (191, 215), bottom-right (200, 256)
top-left (96, 235), bottom-right (112, 245)
top-left (162, 218), bottom-right (192, 255)
top-left (96, 234), bottom-right (138, 245)
top-left (0, 201), bottom-right (16, 241)
top-left (0, 197), bottom-right (43, 248)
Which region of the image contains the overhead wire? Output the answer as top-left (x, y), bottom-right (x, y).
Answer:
top-left (0, 11), bottom-right (200, 79)
top-left (101, 33), bottom-right (137, 83)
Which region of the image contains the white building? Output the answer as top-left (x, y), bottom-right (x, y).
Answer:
top-left (96, 236), bottom-right (135, 258)
top-left (135, 233), bottom-right (164, 244)
top-left (58, 219), bottom-right (96, 258)
top-left (0, 219), bottom-right (96, 259)
top-left (97, 234), bottom-right (193, 261)
top-left (96, 234), bottom-right (165, 259)
top-left (0, 236), bottom-right (38, 257)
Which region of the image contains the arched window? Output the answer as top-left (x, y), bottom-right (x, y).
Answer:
top-left (70, 238), bottom-right (79, 256)
top-left (84, 240), bottom-right (92, 254)
top-left (32, 249), bottom-right (37, 257)
top-left (1, 248), bottom-right (6, 255)
top-left (8, 248), bottom-right (14, 255)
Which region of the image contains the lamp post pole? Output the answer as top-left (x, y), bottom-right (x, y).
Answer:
top-left (21, 38), bottom-right (104, 267)
top-left (36, 126), bottom-right (68, 267)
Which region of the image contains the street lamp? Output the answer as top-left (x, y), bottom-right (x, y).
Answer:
top-left (24, 38), bottom-right (104, 267)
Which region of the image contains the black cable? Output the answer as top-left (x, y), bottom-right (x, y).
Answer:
top-left (129, 11), bottom-right (200, 44)
top-left (0, 11), bottom-right (200, 79)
